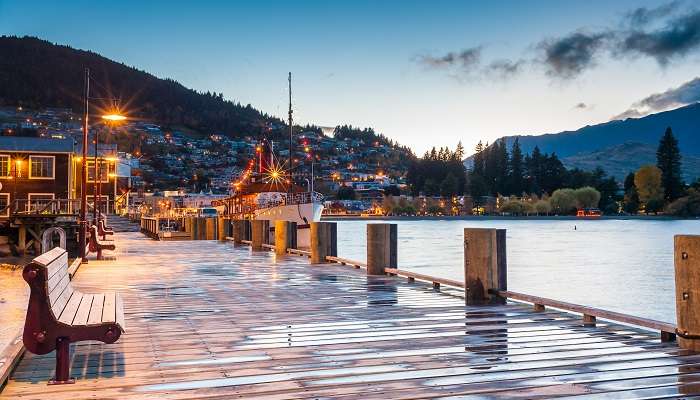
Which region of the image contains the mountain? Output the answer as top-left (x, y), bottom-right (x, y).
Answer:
top-left (0, 36), bottom-right (277, 137)
top-left (562, 142), bottom-right (700, 181)
top-left (500, 103), bottom-right (700, 158)
top-left (464, 103), bottom-right (700, 180)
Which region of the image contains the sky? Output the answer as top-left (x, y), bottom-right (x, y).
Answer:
top-left (1, 0), bottom-right (699, 155)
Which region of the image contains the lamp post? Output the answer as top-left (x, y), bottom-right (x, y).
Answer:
top-left (79, 68), bottom-right (89, 262)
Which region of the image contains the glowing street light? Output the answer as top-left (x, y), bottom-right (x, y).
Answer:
top-left (101, 113), bottom-right (127, 122)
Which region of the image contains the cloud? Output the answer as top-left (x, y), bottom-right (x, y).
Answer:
top-left (625, 1), bottom-right (681, 27)
top-left (619, 10), bottom-right (700, 65)
top-left (573, 102), bottom-right (588, 109)
top-left (484, 59), bottom-right (525, 79)
top-left (538, 32), bottom-right (611, 78)
top-left (415, 47), bottom-right (482, 71)
top-left (612, 76), bottom-right (700, 119)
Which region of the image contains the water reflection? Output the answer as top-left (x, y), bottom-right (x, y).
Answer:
top-left (334, 219), bottom-right (700, 323)
top-left (366, 277), bottom-right (397, 306)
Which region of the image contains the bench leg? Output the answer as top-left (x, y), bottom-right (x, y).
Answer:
top-left (49, 337), bottom-right (74, 385)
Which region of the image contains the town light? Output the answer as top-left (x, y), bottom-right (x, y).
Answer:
top-left (101, 113), bottom-right (126, 122)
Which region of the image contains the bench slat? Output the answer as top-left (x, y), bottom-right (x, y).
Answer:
top-left (33, 247), bottom-right (64, 267)
top-left (46, 251), bottom-right (68, 281)
top-left (102, 292), bottom-right (116, 323)
top-left (58, 292), bottom-right (83, 325)
top-left (50, 282), bottom-right (74, 319)
top-left (73, 294), bottom-right (93, 325)
top-left (116, 293), bottom-right (125, 332)
top-left (87, 294), bottom-right (104, 325)
top-left (47, 265), bottom-right (68, 295)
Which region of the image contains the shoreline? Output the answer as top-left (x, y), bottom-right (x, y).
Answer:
top-left (322, 215), bottom-right (699, 221)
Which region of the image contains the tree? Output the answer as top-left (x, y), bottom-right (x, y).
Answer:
top-left (534, 199), bottom-right (551, 215)
top-left (634, 165), bottom-right (664, 214)
top-left (623, 172), bottom-right (639, 214)
top-left (440, 173), bottom-right (459, 197)
top-left (509, 138), bottom-right (525, 195)
top-left (550, 188), bottom-right (577, 214)
top-left (381, 195), bottom-right (395, 215)
top-left (573, 186), bottom-right (601, 209)
top-left (666, 189), bottom-right (700, 217)
top-left (656, 127), bottom-right (684, 201)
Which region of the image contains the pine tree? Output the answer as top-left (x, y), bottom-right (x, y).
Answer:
top-left (656, 127), bottom-right (684, 201)
top-left (454, 141), bottom-right (465, 161)
top-left (509, 138), bottom-right (524, 195)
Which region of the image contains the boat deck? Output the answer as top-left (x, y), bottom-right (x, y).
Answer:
top-left (2, 232), bottom-right (700, 399)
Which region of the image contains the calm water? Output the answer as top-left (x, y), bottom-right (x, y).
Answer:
top-left (331, 218), bottom-right (700, 323)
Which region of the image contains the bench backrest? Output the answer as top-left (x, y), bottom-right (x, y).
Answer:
top-left (32, 247), bottom-right (73, 319)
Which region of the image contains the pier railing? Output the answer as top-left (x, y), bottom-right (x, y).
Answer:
top-left (223, 220), bottom-right (698, 346)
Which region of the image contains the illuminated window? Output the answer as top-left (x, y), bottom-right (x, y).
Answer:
top-left (29, 156), bottom-right (55, 179)
top-left (0, 155), bottom-right (9, 177)
top-left (86, 160), bottom-right (111, 182)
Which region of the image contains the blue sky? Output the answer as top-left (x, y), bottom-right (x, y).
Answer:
top-left (1, 0), bottom-right (699, 154)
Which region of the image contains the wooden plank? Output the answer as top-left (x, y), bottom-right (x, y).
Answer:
top-left (32, 246), bottom-right (64, 267)
top-left (87, 293), bottom-right (105, 325)
top-left (73, 294), bottom-right (93, 326)
top-left (116, 293), bottom-right (126, 331)
top-left (67, 257), bottom-right (81, 279)
top-left (497, 290), bottom-right (677, 334)
top-left (45, 251), bottom-right (69, 281)
top-left (384, 267), bottom-right (463, 288)
top-left (50, 282), bottom-right (73, 319)
top-left (102, 292), bottom-right (116, 323)
top-left (58, 292), bottom-right (83, 325)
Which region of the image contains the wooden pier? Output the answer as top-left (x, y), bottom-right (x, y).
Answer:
top-left (3, 228), bottom-right (700, 399)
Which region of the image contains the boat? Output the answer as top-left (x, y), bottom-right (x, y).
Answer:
top-left (215, 73), bottom-right (324, 246)
top-left (576, 208), bottom-right (602, 218)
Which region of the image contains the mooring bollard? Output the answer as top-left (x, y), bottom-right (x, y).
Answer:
top-left (251, 220), bottom-right (265, 250)
top-left (275, 220), bottom-right (297, 256)
top-left (464, 228), bottom-right (507, 305)
top-left (675, 235), bottom-right (700, 350)
top-left (310, 222), bottom-right (337, 263)
top-left (366, 223), bottom-right (397, 275)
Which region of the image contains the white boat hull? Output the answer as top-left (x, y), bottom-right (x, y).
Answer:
top-left (254, 202), bottom-right (324, 248)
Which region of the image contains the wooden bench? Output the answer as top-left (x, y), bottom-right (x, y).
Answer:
top-left (89, 225), bottom-right (116, 260)
top-left (22, 247), bottom-right (125, 384)
top-left (98, 219), bottom-right (114, 241)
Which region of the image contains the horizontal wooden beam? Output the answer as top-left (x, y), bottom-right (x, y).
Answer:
top-left (384, 268), bottom-right (464, 289)
top-left (494, 289), bottom-right (676, 338)
top-left (326, 256), bottom-right (366, 269)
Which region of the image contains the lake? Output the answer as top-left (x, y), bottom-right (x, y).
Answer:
top-left (329, 218), bottom-right (700, 324)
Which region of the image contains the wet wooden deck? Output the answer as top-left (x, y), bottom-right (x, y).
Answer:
top-left (3, 232), bottom-right (700, 399)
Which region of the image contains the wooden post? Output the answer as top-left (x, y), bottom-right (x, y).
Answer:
top-left (18, 224), bottom-right (27, 255)
top-left (198, 218), bottom-right (207, 240)
top-left (232, 220), bottom-right (244, 244)
top-left (366, 223), bottom-right (397, 275)
top-left (251, 220), bottom-right (265, 250)
top-left (261, 220), bottom-right (270, 244)
top-left (275, 220), bottom-right (297, 256)
top-left (675, 235), bottom-right (700, 350)
top-left (217, 216), bottom-right (225, 241)
top-left (310, 222), bottom-right (337, 264)
top-left (205, 218), bottom-right (215, 240)
top-left (188, 217), bottom-right (195, 240)
top-left (464, 228), bottom-right (507, 305)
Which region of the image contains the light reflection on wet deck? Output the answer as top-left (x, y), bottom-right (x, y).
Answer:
top-left (2, 231), bottom-right (699, 399)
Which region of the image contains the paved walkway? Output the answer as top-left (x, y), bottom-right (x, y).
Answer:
top-left (2, 232), bottom-right (699, 399)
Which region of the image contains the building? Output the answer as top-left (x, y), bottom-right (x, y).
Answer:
top-left (0, 136), bottom-right (75, 217)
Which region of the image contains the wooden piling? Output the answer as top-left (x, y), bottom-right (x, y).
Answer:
top-left (310, 222), bottom-right (337, 264)
top-left (251, 220), bottom-right (265, 250)
top-left (675, 235), bottom-right (700, 350)
top-left (188, 217), bottom-right (195, 240)
top-left (205, 218), bottom-right (215, 240)
top-left (217, 216), bottom-right (225, 241)
top-left (366, 223), bottom-right (397, 275)
top-left (464, 228), bottom-right (507, 305)
top-left (232, 220), bottom-right (244, 244)
top-left (275, 221), bottom-right (297, 256)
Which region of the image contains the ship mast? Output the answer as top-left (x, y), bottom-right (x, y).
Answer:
top-left (288, 72), bottom-right (293, 193)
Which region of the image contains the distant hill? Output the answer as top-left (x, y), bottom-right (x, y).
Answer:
top-left (0, 36), bottom-right (278, 137)
top-left (562, 142), bottom-right (700, 181)
top-left (465, 103), bottom-right (700, 180)
top-left (500, 103), bottom-right (700, 158)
